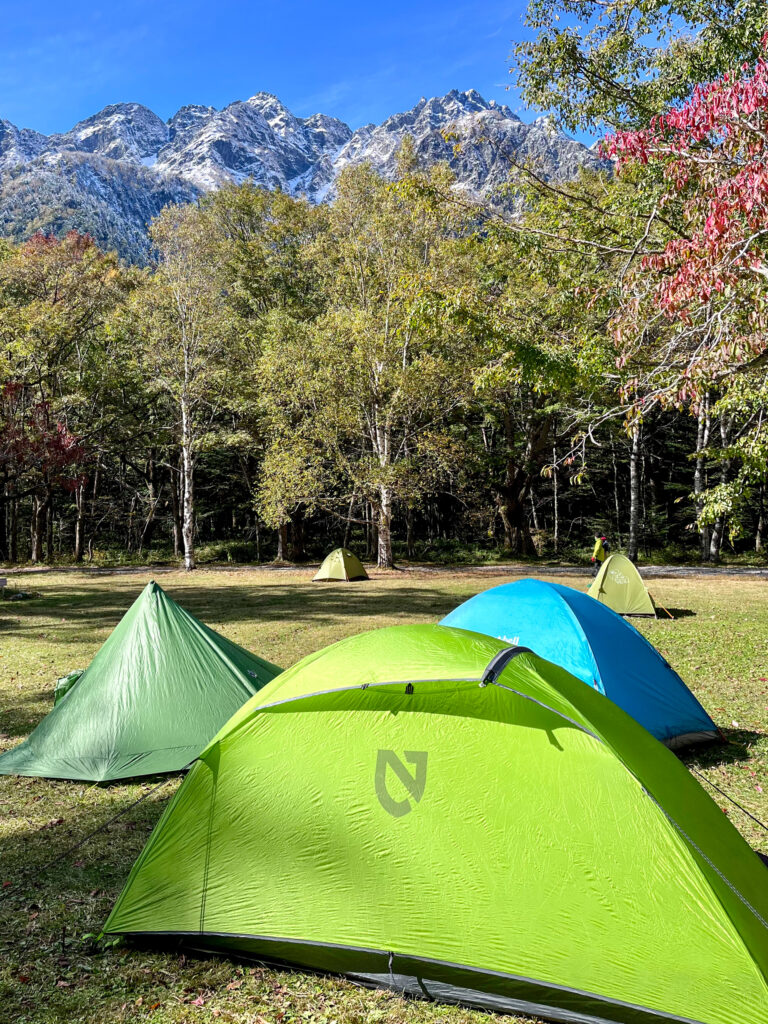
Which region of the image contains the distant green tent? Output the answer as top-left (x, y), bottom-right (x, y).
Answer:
top-left (588, 552), bottom-right (656, 617)
top-left (105, 625), bottom-right (768, 1023)
top-left (0, 581), bottom-right (281, 782)
top-left (313, 548), bottom-right (368, 581)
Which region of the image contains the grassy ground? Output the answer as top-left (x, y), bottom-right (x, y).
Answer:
top-left (0, 567), bottom-right (766, 1024)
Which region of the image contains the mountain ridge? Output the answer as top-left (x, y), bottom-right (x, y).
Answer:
top-left (0, 90), bottom-right (604, 261)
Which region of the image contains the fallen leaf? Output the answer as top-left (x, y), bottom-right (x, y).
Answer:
top-left (192, 996), bottom-right (205, 1006)
top-left (226, 979), bottom-right (242, 990)
top-left (56, 981), bottom-right (70, 988)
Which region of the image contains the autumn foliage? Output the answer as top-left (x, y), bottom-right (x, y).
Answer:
top-left (603, 38), bottom-right (768, 403)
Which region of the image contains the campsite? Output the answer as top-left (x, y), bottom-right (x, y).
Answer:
top-left (0, 564), bottom-right (766, 1024)
top-left (3, 1), bottom-right (768, 1021)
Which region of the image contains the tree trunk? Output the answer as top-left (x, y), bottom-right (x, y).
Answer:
top-left (276, 523), bottom-right (288, 561)
top-left (74, 481), bottom-right (85, 563)
top-left (552, 447), bottom-right (559, 555)
top-left (405, 506), bottom-right (415, 560)
top-left (139, 452), bottom-right (160, 552)
top-left (694, 394), bottom-right (712, 561)
top-left (343, 493), bottom-right (355, 549)
top-left (756, 480), bottom-right (765, 553)
top-left (45, 489), bottom-right (54, 562)
top-left (708, 414), bottom-right (732, 563)
top-left (289, 507), bottom-right (306, 562)
top-left (495, 459), bottom-right (538, 558)
top-left (377, 486), bottom-right (394, 568)
top-left (169, 460), bottom-right (183, 558)
top-left (612, 447), bottom-right (622, 547)
top-left (88, 460), bottom-right (101, 557)
top-left (709, 513), bottom-right (725, 563)
top-left (180, 400), bottom-right (196, 571)
top-left (366, 502), bottom-right (377, 561)
top-left (0, 478), bottom-right (7, 562)
top-left (30, 491), bottom-right (49, 564)
top-left (496, 490), bottom-right (537, 556)
top-left (529, 489), bottom-right (540, 543)
top-left (10, 487), bottom-right (18, 563)
top-left (627, 424), bottom-right (641, 562)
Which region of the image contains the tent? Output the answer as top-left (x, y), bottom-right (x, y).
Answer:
top-left (588, 553), bottom-right (656, 616)
top-left (0, 581), bottom-right (281, 782)
top-left (104, 625), bottom-right (768, 1024)
top-left (313, 548), bottom-right (368, 581)
top-left (440, 579), bottom-right (718, 748)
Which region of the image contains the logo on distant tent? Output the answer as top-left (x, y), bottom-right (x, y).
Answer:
top-left (375, 750), bottom-right (428, 817)
top-left (608, 569), bottom-right (628, 585)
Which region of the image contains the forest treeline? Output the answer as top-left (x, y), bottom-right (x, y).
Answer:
top-left (0, 1), bottom-right (767, 570)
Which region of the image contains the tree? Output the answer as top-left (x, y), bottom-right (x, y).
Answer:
top-left (201, 184), bottom-right (327, 560)
top-left (514, 0), bottom-right (768, 133)
top-left (257, 160), bottom-right (481, 568)
top-left (604, 42), bottom-right (768, 543)
top-left (135, 205), bottom-right (244, 571)
top-left (0, 231), bottom-right (125, 561)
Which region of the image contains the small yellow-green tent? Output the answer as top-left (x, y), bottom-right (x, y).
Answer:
top-left (588, 553), bottom-right (656, 617)
top-left (313, 548), bottom-right (368, 582)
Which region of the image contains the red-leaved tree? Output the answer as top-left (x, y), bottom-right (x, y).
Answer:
top-left (602, 38), bottom-right (768, 548)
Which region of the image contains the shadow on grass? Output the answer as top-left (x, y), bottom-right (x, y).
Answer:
top-left (0, 702), bottom-right (50, 739)
top-left (0, 580), bottom-right (468, 644)
top-left (680, 729), bottom-right (764, 768)
top-left (0, 779), bottom-right (177, 1024)
top-left (663, 608), bottom-right (696, 619)
top-left (0, 777), bottom-right (173, 883)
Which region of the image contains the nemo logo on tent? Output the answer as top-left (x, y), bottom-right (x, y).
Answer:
top-left (375, 750), bottom-right (428, 817)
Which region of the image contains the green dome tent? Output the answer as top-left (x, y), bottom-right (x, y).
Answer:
top-left (0, 581), bottom-right (281, 783)
top-left (105, 625), bottom-right (768, 1024)
top-left (588, 552), bottom-right (657, 617)
top-left (313, 548), bottom-right (368, 581)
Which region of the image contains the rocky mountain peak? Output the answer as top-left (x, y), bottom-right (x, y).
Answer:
top-left (168, 104), bottom-right (217, 144)
top-left (51, 102), bottom-right (170, 162)
top-left (0, 88), bottom-right (606, 261)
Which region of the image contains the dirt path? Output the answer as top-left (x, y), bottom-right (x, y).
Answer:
top-left (3, 561), bottom-right (766, 580)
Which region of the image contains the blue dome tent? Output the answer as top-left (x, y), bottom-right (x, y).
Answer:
top-left (441, 579), bottom-right (720, 749)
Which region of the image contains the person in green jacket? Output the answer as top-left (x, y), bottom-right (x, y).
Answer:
top-left (591, 534), bottom-right (610, 574)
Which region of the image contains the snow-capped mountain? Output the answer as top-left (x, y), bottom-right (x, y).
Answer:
top-left (302, 89), bottom-right (599, 202)
top-left (154, 93), bottom-right (352, 191)
top-left (49, 102), bottom-right (170, 164)
top-left (0, 90), bottom-right (604, 261)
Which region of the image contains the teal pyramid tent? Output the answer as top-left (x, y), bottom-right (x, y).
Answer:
top-left (105, 625), bottom-right (768, 1024)
top-left (0, 581), bottom-right (281, 782)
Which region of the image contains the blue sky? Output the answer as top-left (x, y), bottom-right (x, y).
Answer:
top-left (0, 1), bottom-right (541, 134)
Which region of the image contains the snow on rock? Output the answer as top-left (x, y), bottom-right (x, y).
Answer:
top-left (0, 120), bottom-right (48, 171)
top-left (303, 89), bottom-right (603, 204)
top-left (49, 103), bottom-right (170, 163)
top-left (0, 88), bottom-right (606, 259)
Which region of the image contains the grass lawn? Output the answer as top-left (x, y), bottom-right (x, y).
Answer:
top-left (0, 566), bottom-right (766, 1024)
